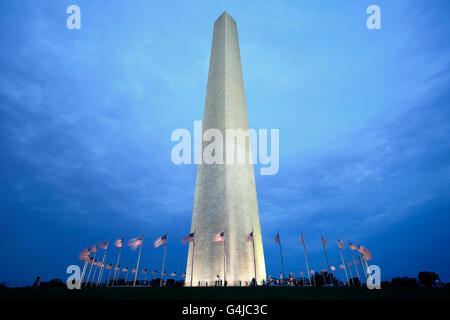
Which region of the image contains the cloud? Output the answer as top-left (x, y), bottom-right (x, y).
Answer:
top-left (257, 84), bottom-right (450, 246)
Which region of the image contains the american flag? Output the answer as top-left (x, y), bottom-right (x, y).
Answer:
top-left (114, 265), bottom-right (120, 271)
top-left (337, 239), bottom-right (345, 249)
top-left (347, 262), bottom-right (351, 267)
top-left (170, 272), bottom-right (176, 276)
top-left (122, 267), bottom-right (129, 272)
top-left (183, 232), bottom-right (195, 244)
top-left (154, 234), bottom-right (167, 248)
top-left (142, 269), bottom-right (147, 274)
top-left (331, 265), bottom-right (336, 271)
top-left (321, 234), bottom-right (327, 246)
top-left (115, 238), bottom-right (124, 248)
top-left (339, 264), bottom-right (345, 269)
top-left (213, 232), bottom-right (224, 242)
top-left (97, 262), bottom-right (104, 268)
top-left (280, 273), bottom-right (283, 279)
top-left (300, 270), bottom-right (304, 276)
top-left (181, 273), bottom-right (186, 278)
top-left (310, 269), bottom-right (315, 274)
top-left (79, 248), bottom-right (90, 261)
top-left (275, 232), bottom-right (280, 244)
top-left (129, 236), bottom-right (143, 250)
top-left (321, 267), bottom-right (326, 273)
top-left (132, 268), bottom-right (136, 273)
top-left (151, 270), bottom-right (157, 275)
top-left (359, 245), bottom-right (373, 260)
top-left (105, 264), bottom-right (112, 269)
top-left (247, 231), bottom-right (253, 242)
top-left (349, 242), bottom-right (358, 251)
top-left (98, 241), bottom-right (108, 250)
top-left (90, 245), bottom-right (98, 253)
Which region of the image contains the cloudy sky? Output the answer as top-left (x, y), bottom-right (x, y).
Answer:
top-left (0, 0), bottom-right (449, 284)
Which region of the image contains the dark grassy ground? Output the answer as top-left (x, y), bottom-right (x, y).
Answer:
top-left (1, 286), bottom-right (449, 300)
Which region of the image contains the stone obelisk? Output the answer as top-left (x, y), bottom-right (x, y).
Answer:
top-left (185, 12), bottom-right (266, 286)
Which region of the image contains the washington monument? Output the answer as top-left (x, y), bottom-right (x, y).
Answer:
top-left (185, 12), bottom-right (266, 286)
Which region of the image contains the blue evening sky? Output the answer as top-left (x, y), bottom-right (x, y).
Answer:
top-left (0, 0), bottom-right (449, 284)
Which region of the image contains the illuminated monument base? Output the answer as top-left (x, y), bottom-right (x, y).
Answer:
top-left (185, 12), bottom-right (266, 286)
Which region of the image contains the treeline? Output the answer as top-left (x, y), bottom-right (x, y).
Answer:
top-left (381, 272), bottom-right (446, 288)
top-left (1, 271), bottom-right (447, 288)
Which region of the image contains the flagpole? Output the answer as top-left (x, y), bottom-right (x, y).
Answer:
top-left (133, 244), bottom-right (143, 287)
top-left (360, 253), bottom-right (371, 286)
top-left (97, 240), bottom-right (109, 286)
top-left (362, 254), bottom-right (370, 278)
top-left (251, 228), bottom-right (257, 285)
top-left (96, 263), bottom-right (103, 287)
top-left (349, 243), bottom-right (361, 286)
top-left (99, 247), bottom-right (108, 286)
top-left (84, 259), bottom-right (92, 286)
top-left (133, 234), bottom-right (144, 287)
top-left (347, 261), bottom-right (355, 286)
top-left (90, 263), bottom-right (98, 287)
top-left (125, 269), bottom-right (129, 285)
top-left (190, 230), bottom-right (195, 287)
top-left (80, 254), bottom-right (89, 284)
top-left (277, 229), bottom-right (285, 282)
top-left (338, 242), bottom-right (350, 286)
top-left (301, 233), bottom-right (311, 285)
top-left (330, 269), bottom-right (335, 286)
top-left (340, 267), bottom-right (346, 285)
top-left (112, 244), bottom-right (122, 286)
top-left (363, 255), bottom-right (370, 271)
top-left (321, 234), bottom-right (331, 285)
top-left (160, 234), bottom-right (168, 287)
top-left (223, 231), bottom-right (227, 286)
top-left (80, 260), bottom-right (87, 283)
top-left (358, 254), bottom-right (368, 283)
top-left (80, 249), bottom-right (90, 284)
top-left (106, 266), bottom-right (112, 287)
top-left (85, 251), bottom-right (96, 286)
top-left (321, 234), bottom-right (331, 272)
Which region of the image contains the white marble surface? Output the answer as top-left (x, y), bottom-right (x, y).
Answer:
top-left (185, 12), bottom-right (266, 286)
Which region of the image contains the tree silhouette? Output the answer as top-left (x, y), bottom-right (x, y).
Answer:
top-left (418, 271), bottom-right (441, 287)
